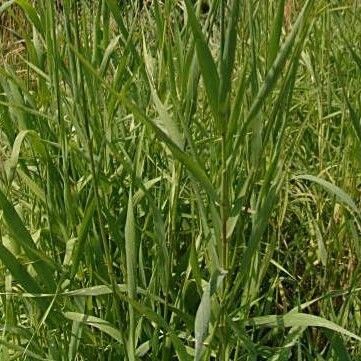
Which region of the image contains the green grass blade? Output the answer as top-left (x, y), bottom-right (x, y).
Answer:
top-left (143, 37), bottom-right (183, 149)
top-left (218, 0), bottom-right (241, 117)
top-left (237, 0), bottom-right (314, 143)
top-left (194, 269), bottom-right (225, 360)
top-left (125, 190), bottom-right (137, 361)
top-left (267, 0), bottom-right (287, 70)
top-left (246, 312), bottom-right (361, 342)
top-left (70, 196), bottom-right (96, 276)
top-left (0, 188), bottom-right (57, 289)
top-left (295, 174), bottom-right (359, 215)
top-left (15, 0), bottom-right (43, 33)
top-left (0, 243), bottom-right (43, 295)
top-left (64, 312), bottom-right (123, 344)
top-left (184, 0), bottom-right (220, 122)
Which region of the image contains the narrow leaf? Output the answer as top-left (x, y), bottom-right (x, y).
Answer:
top-left (184, 0), bottom-right (220, 121)
top-left (246, 312), bottom-right (361, 341)
top-left (296, 174), bottom-right (359, 214)
top-left (0, 188), bottom-right (56, 289)
top-left (64, 312), bottom-right (123, 344)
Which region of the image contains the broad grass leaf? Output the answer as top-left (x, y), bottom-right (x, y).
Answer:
top-left (127, 298), bottom-right (168, 330)
top-left (60, 284), bottom-right (194, 329)
top-left (0, 243), bottom-right (59, 325)
top-left (125, 100), bottom-right (217, 201)
top-left (194, 269), bottom-right (225, 360)
top-left (232, 169), bottom-right (280, 301)
top-left (295, 174), bottom-right (359, 214)
top-left (100, 35), bottom-right (121, 75)
top-left (269, 327), bottom-right (305, 361)
top-left (136, 341), bottom-right (150, 358)
top-left (307, 212), bottom-right (327, 266)
top-left (194, 285), bottom-right (210, 361)
top-left (114, 144), bottom-right (170, 292)
top-left (17, 169), bottom-right (46, 204)
top-left (132, 177), bottom-right (162, 205)
top-left (246, 312), bottom-right (361, 341)
top-left (64, 284), bottom-right (123, 297)
top-left (104, 0), bottom-right (146, 80)
top-left (68, 301), bottom-right (85, 361)
top-left (64, 312), bottom-right (123, 344)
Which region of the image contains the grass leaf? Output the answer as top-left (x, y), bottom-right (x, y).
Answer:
top-left (296, 174), bottom-right (359, 215)
top-left (64, 312), bottom-right (123, 344)
top-left (246, 312), bottom-right (361, 342)
top-left (184, 0), bottom-right (220, 122)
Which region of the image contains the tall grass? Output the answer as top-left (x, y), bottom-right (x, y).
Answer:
top-left (0, 0), bottom-right (361, 360)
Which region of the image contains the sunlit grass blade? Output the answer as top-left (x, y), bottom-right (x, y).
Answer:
top-left (245, 312), bottom-right (361, 342)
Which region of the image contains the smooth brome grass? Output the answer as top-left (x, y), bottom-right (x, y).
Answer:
top-left (0, 0), bottom-right (361, 360)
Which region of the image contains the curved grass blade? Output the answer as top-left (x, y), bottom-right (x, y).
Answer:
top-left (194, 269), bottom-right (226, 360)
top-left (0, 0), bottom-right (15, 13)
top-left (64, 312), bottom-right (123, 344)
top-left (245, 312), bottom-right (361, 341)
top-left (295, 174), bottom-right (359, 215)
top-left (7, 130), bottom-right (47, 188)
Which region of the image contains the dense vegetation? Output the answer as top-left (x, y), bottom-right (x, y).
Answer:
top-left (0, 0), bottom-right (361, 359)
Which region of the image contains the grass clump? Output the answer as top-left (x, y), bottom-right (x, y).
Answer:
top-left (0, 0), bottom-right (361, 360)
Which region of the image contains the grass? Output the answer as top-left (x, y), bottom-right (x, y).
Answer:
top-left (0, 0), bottom-right (361, 360)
